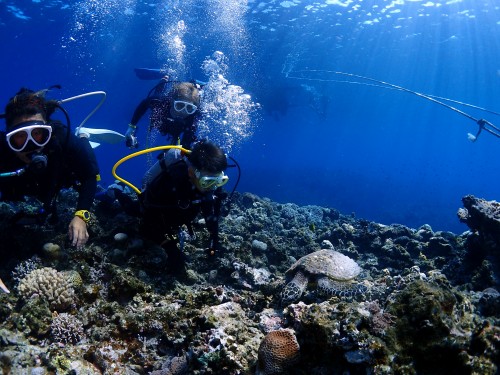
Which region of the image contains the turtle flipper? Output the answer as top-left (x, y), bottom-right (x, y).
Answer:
top-left (281, 270), bottom-right (308, 305)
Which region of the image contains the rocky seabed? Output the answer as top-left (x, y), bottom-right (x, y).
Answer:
top-left (0, 192), bottom-right (498, 374)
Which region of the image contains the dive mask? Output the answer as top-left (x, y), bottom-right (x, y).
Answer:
top-left (6, 121), bottom-right (52, 152)
top-left (195, 169), bottom-right (229, 190)
top-left (173, 100), bottom-right (197, 115)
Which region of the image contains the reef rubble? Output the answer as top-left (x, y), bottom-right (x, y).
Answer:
top-left (0, 191), bottom-right (498, 374)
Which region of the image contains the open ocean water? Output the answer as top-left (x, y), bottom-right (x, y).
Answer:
top-left (1, 0), bottom-right (500, 233)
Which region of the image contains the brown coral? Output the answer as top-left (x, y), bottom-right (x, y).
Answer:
top-left (18, 267), bottom-right (75, 311)
top-left (256, 329), bottom-right (300, 375)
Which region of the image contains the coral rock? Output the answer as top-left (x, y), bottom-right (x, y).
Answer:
top-left (256, 329), bottom-right (300, 375)
top-left (113, 232), bottom-right (128, 242)
top-left (459, 195), bottom-right (500, 242)
top-left (42, 242), bottom-right (62, 259)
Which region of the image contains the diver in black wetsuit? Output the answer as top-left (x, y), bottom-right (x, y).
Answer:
top-left (124, 79), bottom-right (201, 149)
top-left (110, 140), bottom-right (228, 264)
top-left (0, 88), bottom-right (100, 248)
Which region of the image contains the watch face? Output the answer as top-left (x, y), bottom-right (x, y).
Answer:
top-left (76, 211), bottom-right (90, 221)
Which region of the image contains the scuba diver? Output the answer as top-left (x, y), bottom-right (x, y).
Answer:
top-left (107, 140), bottom-right (229, 270)
top-left (0, 88), bottom-right (100, 248)
top-left (124, 78), bottom-right (202, 149)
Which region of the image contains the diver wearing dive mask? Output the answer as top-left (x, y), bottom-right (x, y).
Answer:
top-left (0, 87), bottom-right (100, 249)
top-left (125, 80), bottom-right (201, 149)
top-left (105, 141), bottom-right (228, 266)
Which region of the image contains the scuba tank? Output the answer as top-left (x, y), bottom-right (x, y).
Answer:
top-left (142, 148), bottom-right (184, 189)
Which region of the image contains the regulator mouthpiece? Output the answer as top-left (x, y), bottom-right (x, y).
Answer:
top-left (29, 153), bottom-right (48, 173)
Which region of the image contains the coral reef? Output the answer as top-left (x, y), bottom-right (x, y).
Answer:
top-left (0, 191), bottom-right (498, 373)
top-left (458, 195), bottom-right (500, 291)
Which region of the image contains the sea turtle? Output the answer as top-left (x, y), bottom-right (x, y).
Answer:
top-left (281, 249), bottom-right (367, 304)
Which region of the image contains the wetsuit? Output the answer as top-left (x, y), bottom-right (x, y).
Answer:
top-left (0, 122), bottom-right (99, 217)
top-left (130, 80), bottom-right (199, 147)
top-left (115, 155), bottom-right (224, 252)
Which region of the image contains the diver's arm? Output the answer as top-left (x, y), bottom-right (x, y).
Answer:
top-left (126, 98), bottom-right (153, 148)
top-left (68, 135), bottom-right (99, 247)
top-left (72, 136), bottom-right (99, 210)
top-left (130, 97), bottom-right (153, 127)
top-left (77, 176), bottom-right (97, 210)
top-left (69, 173), bottom-right (94, 248)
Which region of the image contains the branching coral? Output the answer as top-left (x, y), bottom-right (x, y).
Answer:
top-left (51, 312), bottom-right (85, 344)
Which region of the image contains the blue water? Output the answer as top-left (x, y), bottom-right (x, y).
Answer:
top-left (1, 0), bottom-right (500, 233)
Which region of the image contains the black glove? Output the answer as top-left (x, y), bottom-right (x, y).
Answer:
top-left (125, 124), bottom-right (138, 149)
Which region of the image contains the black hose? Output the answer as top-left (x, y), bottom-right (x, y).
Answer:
top-left (54, 103), bottom-right (72, 146)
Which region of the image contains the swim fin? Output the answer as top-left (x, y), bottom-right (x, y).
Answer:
top-left (134, 68), bottom-right (168, 80)
top-left (76, 127), bottom-right (125, 149)
top-left (0, 278), bottom-right (9, 293)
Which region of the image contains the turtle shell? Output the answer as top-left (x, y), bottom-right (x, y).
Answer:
top-left (286, 249), bottom-right (362, 281)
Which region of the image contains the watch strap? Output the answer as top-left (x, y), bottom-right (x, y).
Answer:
top-left (74, 210), bottom-right (91, 223)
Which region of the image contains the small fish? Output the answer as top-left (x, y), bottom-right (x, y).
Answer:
top-left (0, 278), bottom-right (10, 294)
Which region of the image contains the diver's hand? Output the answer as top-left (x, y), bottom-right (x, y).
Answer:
top-left (125, 124), bottom-right (138, 149)
top-left (68, 216), bottom-right (89, 248)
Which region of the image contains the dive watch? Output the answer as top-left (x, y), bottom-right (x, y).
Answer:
top-left (74, 210), bottom-right (91, 223)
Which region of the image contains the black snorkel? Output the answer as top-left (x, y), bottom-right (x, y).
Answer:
top-left (54, 101), bottom-right (71, 146)
top-left (43, 84), bottom-right (72, 146)
top-left (220, 155), bottom-right (241, 216)
top-left (227, 155), bottom-right (241, 200)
